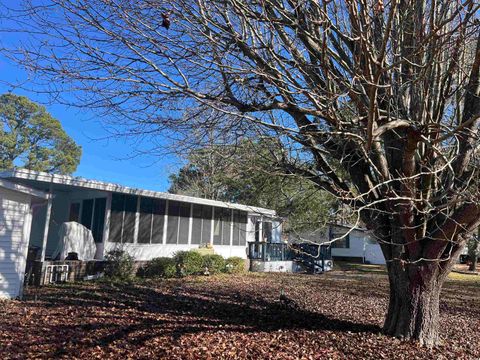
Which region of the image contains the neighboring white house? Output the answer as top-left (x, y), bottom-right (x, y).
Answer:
top-left (0, 169), bottom-right (281, 262)
top-left (0, 179), bottom-right (50, 299)
top-left (291, 224), bottom-right (386, 265)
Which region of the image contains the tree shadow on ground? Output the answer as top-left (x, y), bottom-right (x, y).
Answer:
top-left (22, 281), bottom-right (381, 357)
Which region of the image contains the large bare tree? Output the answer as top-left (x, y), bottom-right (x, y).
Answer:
top-left (2, 0), bottom-right (479, 346)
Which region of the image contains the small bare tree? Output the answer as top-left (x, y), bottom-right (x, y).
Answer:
top-left (2, 0), bottom-right (479, 346)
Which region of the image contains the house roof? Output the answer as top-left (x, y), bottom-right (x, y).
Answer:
top-left (0, 178), bottom-right (51, 200)
top-left (0, 168), bottom-right (276, 216)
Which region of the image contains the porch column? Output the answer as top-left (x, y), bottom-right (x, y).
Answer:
top-left (99, 193), bottom-right (112, 260)
top-left (40, 195), bottom-right (53, 261)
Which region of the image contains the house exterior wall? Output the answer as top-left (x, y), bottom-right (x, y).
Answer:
top-left (0, 187), bottom-right (33, 299)
top-left (291, 226), bottom-right (385, 264)
top-left (364, 243), bottom-right (386, 265)
top-left (330, 230), bottom-right (366, 260)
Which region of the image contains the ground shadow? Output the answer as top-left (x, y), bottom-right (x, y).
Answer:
top-left (20, 279), bottom-right (381, 357)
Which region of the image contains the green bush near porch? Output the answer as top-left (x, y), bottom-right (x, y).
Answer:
top-left (104, 249), bottom-right (135, 281)
top-left (142, 257), bottom-right (176, 278)
top-left (225, 257), bottom-right (246, 274)
top-left (141, 251), bottom-right (246, 278)
top-left (174, 250), bottom-right (205, 276)
top-left (202, 254), bottom-right (226, 274)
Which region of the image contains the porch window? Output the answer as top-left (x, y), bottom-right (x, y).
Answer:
top-left (69, 203), bottom-right (80, 222)
top-left (232, 210), bottom-right (247, 246)
top-left (166, 201), bottom-right (190, 244)
top-left (330, 229), bottom-right (350, 248)
top-left (92, 198), bottom-right (106, 243)
top-left (213, 208), bottom-right (232, 246)
top-left (138, 197), bottom-right (166, 244)
top-left (191, 204), bottom-right (212, 245)
top-left (80, 199), bottom-right (94, 229)
top-left (79, 198), bottom-right (107, 243)
top-left (263, 222), bottom-right (273, 242)
top-left (109, 194), bottom-right (137, 243)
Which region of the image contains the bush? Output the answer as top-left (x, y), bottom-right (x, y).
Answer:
top-left (142, 257), bottom-right (176, 278)
top-left (202, 254), bottom-right (226, 274)
top-left (104, 249), bottom-right (135, 281)
top-left (173, 250), bottom-right (204, 276)
top-left (225, 257), bottom-right (246, 274)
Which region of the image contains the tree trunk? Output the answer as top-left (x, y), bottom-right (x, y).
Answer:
top-left (469, 255), bottom-right (478, 272)
top-left (383, 262), bottom-right (443, 347)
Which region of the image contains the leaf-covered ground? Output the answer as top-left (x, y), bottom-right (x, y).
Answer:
top-left (1, 269), bottom-right (479, 359)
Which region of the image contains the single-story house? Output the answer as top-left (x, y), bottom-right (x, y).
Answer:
top-left (290, 223), bottom-right (386, 265)
top-left (0, 169), bottom-right (282, 265)
top-left (0, 179), bottom-right (50, 299)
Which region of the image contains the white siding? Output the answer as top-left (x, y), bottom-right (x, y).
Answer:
top-left (0, 187), bottom-right (31, 299)
top-left (364, 243), bottom-right (386, 264)
top-left (331, 230), bottom-right (366, 259)
top-left (103, 242), bottom-right (248, 261)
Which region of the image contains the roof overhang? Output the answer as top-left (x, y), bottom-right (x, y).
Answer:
top-left (0, 178), bottom-right (51, 200)
top-left (0, 168), bottom-right (276, 217)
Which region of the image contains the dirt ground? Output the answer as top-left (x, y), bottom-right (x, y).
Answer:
top-left (0, 269), bottom-right (479, 359)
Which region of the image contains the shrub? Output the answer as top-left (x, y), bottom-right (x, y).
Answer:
top-left (202, 254), bottom-right (226, 274)
top-left (104, 249), bottom-right (135, 281)
top-left (225, 257), bottom-right (246, 274)
top-left (173, 250), bottom-right (204, 276)
top-left (142, 257), bottom-right (176, 278)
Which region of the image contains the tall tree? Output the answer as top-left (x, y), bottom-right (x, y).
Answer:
top-left (2, 0), bottom-right (479, 346)
top-left (0, 93), bottom-right (81, 174)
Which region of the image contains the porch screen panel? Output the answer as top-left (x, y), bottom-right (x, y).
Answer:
top-left (233, 210), bottom-right (247, 246)
top-left (69, 203), bottom-right (80, 222)
top-left (239, 212), bottom-right (247, 245)
top-left (232, 210), bottom-right (240, 246)
top-left (121, 195), bottom-right (137, 243)
top-left (263, 222), bottom-right (273, 243)
top-left (92, 198), bottom-right (106, 243)
top-left (201, 205), bottom-right (212, 244)
top-left (213, 207), bottom-right (222, 245)
top-left (109, 194), bottom-right (124, 243)
top-left (81, 199), bottom-right (94, 229)
top-left (191, 204), bottom-right (203, 245)
top-left (151, 199), bottom-right (166, 244)
top-left (167, 201), bottom-right (179, 244)
top-left (221, 209), bottom-right (231, 245)
top-left (138, 197), bottom-right (153, 244)
top-left (178, 202), bottom-right (190, 244)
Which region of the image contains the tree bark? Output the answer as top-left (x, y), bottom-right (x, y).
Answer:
top-left (383, 262), bottom-right (444, 347)
top-left (469, 256), bottom-right (478, 272)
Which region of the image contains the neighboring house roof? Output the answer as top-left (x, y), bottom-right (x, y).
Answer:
top-left (0, 178), bottom-right (51, 200)
top-left (0, 168), bottom-right (276, 216)
top-left (328, 223), bottom-right (368, 232)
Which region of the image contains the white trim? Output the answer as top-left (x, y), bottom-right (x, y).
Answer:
top-left (103, 193), bottom-right (112, 244)
top-left (134, 196), bottom-right (140, 244)
top-left (230, 209), bottom-right (234, 246)
top-left (1, 169), bottom-right (275, 216)
top-left (19, 203), bottom-right (33, 299)
top-left (188, 203), bottom-right (193, 245)
top-left (162, 199), bottom-right (168, 245)
top-left (40, 196), bottom-right (53, 261)
top-left (210, 206), bottom-right (215, 246)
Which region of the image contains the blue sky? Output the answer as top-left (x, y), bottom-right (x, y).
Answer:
top-left (0, 53), bottom-right (181, 192)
